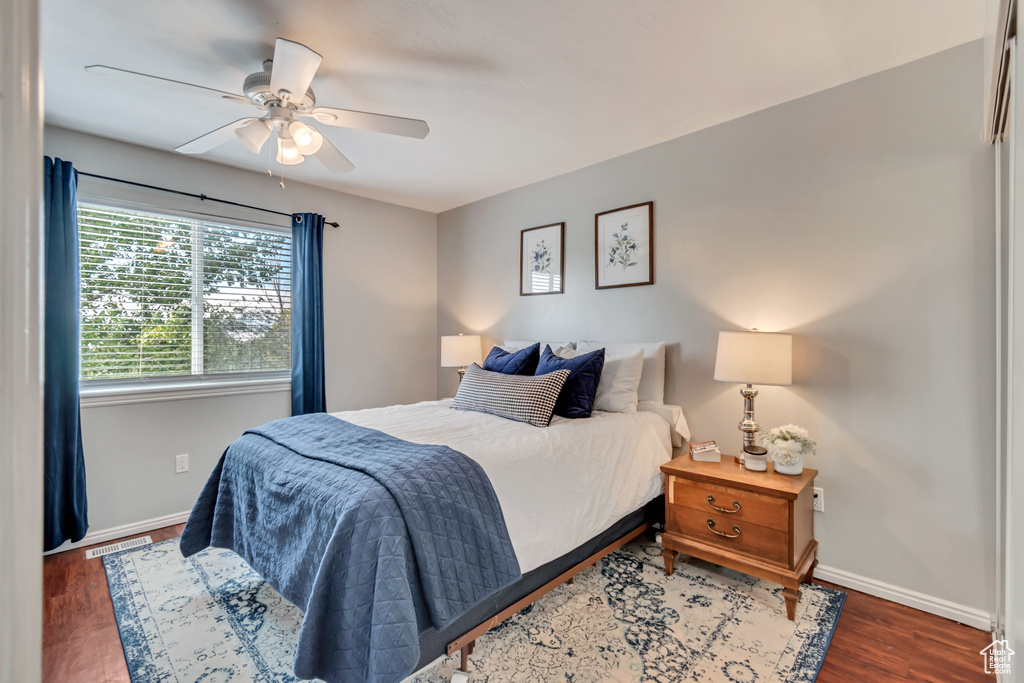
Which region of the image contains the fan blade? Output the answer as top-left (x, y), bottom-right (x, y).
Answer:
top-left (307, 106), bottom-right (429, 139)
top-left (176, 118), bottom-right (257, 154)
top-left (313, 136), bottom-right (355, 174)
top-left (269, 39), bottom-right (322, 103)
top-left (85, 65), bottom-right (251, 105)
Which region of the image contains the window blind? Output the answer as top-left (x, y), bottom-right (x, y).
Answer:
top-left (78, 203), bottom-right (292, 382)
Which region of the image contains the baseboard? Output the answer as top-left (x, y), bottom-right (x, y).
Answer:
top-left (43, 510), bottom-right (191, 556)
top-left (46, 514), bottom-right (995, 632)
top-left (815, 563), bottom-right (993, 631)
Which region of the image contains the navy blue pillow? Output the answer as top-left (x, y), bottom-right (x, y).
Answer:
top-left (535, 345), bottom-right (605, 419)
top-left (482, 343), bottom-right (540, 375)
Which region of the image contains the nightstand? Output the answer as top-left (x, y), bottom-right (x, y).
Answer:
top-left (660, 454), bottom-right (818, 620)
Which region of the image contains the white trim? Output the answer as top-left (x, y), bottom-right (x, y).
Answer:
top-left (991, 626), bottom-right (1009, 683)
top-left (995, 36), bottom-right (1016, 651)
top-left (0, 0), bottom-right (44, 679)
top-left (41, 512), bottom-right (997, 632)
top-left (997, 132), bottom-right (1007, 643)
top-left (815, 563), bottom-right (993, 631)
top-left (80, 376), bottom-right (290, 407)
top-left (1010, 23), bottom-right (1023, 666)
top-left (43, 510), bottom-right (192, 556)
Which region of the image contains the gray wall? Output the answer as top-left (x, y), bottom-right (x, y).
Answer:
top-left (437, 42), bottom-right (996, 613)
top-left (45, 126), bottom-right (438, 534)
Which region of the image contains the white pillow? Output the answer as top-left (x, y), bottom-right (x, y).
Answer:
top-left (576, 341), bottom-right (666, 403)
top-left (504, 340), bottom-right (572, 352)
top-left (497, 343), bottom-right (574, 362)
top-left (554, 347), bottom-right (644, 414)
top-left (595, 349), bottom-right (644, 413)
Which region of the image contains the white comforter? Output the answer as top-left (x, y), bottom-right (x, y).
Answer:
top-left (332, 399), bottom-right (674, 574)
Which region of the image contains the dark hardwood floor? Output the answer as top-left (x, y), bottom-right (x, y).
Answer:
top-left (43, 525), bottom-right (993, 682)
top-left (814, 578), bottom-right (992, 681)
top-left (43, 524), bottom-right (185, 683)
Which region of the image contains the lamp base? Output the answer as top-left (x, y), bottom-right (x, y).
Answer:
top-left (737, 384), bottom-right (759, 464)
top-left (457, 367), bottom-right (467, 383)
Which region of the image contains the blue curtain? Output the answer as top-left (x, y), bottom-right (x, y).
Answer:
top-left (43, 157), bottom-right (88, 551)
top-left (291, 213), bottom-right (327, 415)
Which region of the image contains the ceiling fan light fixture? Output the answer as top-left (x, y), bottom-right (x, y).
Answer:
top-left (289, 121), bottom-right (323, 155)
top-left (91, 38), bottom-right (428, 179)
top-left (276, 136), bottom-right (305, 165)
top-left (235, 119), bottom-right (272, 154)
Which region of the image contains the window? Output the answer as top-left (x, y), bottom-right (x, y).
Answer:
top-left (78, 203), bottom-right (291, 384)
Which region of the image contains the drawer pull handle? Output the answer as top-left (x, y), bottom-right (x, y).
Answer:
top-left (706, 495), bottom-right (741, 514)
top-left (707, 519), bottom-right (742, 538)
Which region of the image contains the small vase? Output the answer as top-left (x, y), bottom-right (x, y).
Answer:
top-left (772, 448), bottom-right (804, 475)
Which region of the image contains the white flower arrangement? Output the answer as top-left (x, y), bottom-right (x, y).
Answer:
top-left (760, 424), bottom-right (817, 466)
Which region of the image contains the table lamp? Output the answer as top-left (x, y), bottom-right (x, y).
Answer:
top-left (713, 331), bottom-right (792, 463)
top-left (441, 334), bottom-right (483, 382)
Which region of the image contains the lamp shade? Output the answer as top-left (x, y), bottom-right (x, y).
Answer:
top-left (276, 136), bottom-right (304, 165)
top-left (289, 121), bottom-right (324, 155)
top-left (714, 331), bottom-right (792, 386)
top-left (441, 334), bottom-right (482, 367)
top-left (235, 119), bottom-right (272, 153)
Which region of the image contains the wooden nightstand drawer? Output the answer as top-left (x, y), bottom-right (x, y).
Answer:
top-left (670, 478), bottom-right (789, 532)
top-left (667, 505), bottom-right (789, 565)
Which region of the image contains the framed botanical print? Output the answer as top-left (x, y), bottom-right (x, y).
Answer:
top-left (594, 201), bottom-right (653, 289)
top-left (520, 222), bottom-right (565, 296)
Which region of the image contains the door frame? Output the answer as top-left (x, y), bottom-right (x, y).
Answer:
top-left (0, 0), bottom-right (44, 680)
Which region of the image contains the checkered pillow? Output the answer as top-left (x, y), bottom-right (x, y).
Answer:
top-left (453, 364), bottom-right (571, 427)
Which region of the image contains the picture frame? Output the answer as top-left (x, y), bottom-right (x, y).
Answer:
top-left (595, 201), bottom-right (654, 289)
top-left (520, 222), bottom-right (565, 296)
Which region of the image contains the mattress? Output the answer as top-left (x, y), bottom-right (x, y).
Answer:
top-left (333, 399), bottom-right (675, 573)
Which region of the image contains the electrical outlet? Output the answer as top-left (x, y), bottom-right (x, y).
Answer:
top-left (813, 487), bottom-right (824, 513)
top-left (175, 454), bottom-right (189, 474)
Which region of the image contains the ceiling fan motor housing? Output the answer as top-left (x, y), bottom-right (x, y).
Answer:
top-left (243, 68), bottom-right (316, 111)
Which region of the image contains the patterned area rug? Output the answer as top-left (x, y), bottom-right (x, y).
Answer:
top-left (104, 538), bottom-right (844, 682)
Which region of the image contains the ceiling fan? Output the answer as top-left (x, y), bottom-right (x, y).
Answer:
top-left (85, 38), bottom-right (429, 177)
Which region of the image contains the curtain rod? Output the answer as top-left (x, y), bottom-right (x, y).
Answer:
top-left (75, 171), bottom-right (340, 228)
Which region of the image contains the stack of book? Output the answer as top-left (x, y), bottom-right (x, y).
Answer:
top-left (689, 440), bottom-right (722, 463)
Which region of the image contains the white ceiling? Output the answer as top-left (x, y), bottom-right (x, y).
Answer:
top-left (42, 0), bottom-right (986, 213)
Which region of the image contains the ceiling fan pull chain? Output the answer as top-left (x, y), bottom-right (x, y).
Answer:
top-left (280, 162), bottom-right (286, 189)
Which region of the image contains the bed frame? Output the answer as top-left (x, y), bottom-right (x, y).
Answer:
top-left (413, 496), bottom-right (664, 678)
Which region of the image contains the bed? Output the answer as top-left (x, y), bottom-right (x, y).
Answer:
top-left (181, 346), bottom-right (688, 683)
top-left (339, 399), bottom-right (679, 576)
top-left (341, 399), bottom-right (684, 680)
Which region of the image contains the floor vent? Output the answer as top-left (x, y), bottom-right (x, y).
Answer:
top-left (85, 535), bottom-right (153, 560)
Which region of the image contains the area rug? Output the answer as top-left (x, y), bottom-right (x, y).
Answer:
top-left (104, 538), bottom-right (845, 682)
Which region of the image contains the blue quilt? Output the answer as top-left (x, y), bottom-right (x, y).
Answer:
top-left (179, 413), bottom-right (521, 683)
